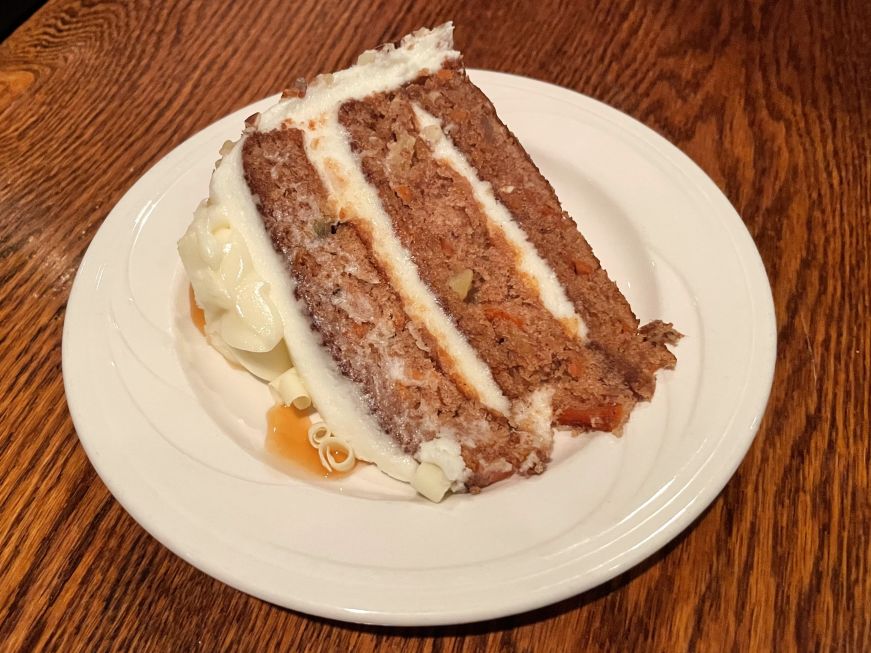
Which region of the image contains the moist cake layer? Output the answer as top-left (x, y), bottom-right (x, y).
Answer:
top-left (403, 63), bottom-right (679, 400)
top-left (339, 93), bottom-right (635, 430)
top-left (242, 127), bottom-right (547, 490)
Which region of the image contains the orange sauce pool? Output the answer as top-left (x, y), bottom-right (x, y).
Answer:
top-left (265, 404), bottom-right (354, 479)
top-left (190, 285), bottom-right (354, 479)
top-left (188, 285), bottom-right (206, 335)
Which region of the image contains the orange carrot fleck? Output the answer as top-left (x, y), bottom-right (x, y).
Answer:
top-left (395, 185), bottom-right (413, 202)
top-left (566, 357), bottom-right (584, 379)
top-left (483, 307), bottom-right (524, 328)
top-left (558, 404), bottom-right (624, 431)
top-left (572, 258), bottom-right (595, 275)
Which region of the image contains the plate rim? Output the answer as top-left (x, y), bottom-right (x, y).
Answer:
top-left (62, 69), bottom-right (777, 626)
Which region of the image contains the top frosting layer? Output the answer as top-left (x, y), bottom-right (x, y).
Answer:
top-left (257, 23), bottom-right (459, 131)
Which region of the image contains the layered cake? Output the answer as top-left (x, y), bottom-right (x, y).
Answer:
top-left (178, 24), bottom-right (679, 501)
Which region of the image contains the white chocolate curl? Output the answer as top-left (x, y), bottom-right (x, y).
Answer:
top-left (269, 367), bottom-right (312, 409)
top-left (307, 422), bottom-right (332, 448)
top-left (319, 440), bottom-right (355, 472)
top-left (411, 463), bottom-right (451, 502)
top-left (308, 422), bottom-right (356, 472)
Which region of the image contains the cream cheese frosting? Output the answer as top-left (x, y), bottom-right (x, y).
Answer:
top-left (178, 200), bottom-right (292, 381)
top-left (256, 23), bottom-right (459, 132)
top-left (180, 139), bottom-right (421, 487)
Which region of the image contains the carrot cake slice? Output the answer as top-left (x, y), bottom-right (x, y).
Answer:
top-left (178, 23), bottom-right (679, 501)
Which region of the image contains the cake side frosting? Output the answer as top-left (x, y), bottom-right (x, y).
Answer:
top-left (179, 139), bottom-right (420, 486)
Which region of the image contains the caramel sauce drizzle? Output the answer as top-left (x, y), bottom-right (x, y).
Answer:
top-left (189, 284), bottom-right (354, 479)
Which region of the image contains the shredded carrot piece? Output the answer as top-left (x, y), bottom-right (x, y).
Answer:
top-left (483, 307), bottom-right (524, 328)
top-left (558, 404), bottom-right (624, 431)
top-left (572, 258), bottom-right (595, 275)
top-left (566, 357), bottom-right (584, 379)
top-left (395, 185), bottom-right (413, 202)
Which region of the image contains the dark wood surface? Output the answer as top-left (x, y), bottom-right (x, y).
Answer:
top-left (1, 0), bottom-right (868, 650)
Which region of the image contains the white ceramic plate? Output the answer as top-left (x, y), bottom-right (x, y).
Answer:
top-left (62, 70), bottom-right (776, 626)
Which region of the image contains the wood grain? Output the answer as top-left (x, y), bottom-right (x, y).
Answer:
top-left (1, 0), bottom-right (868, 650)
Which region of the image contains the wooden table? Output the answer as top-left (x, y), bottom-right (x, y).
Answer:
top-left (1, 0), bottom-right (868, 649)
